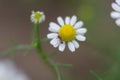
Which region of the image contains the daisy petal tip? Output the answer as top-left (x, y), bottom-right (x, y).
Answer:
top-left (110, 11), bottom-right (120, 19)
top-left (82, 37), bottom-right (86, 41)
top-left (76, 35), bottom-right (86, 41)
top-left (74, 21), bottom-right (84, 29)
top-left (115, 19), bottom-right (120, 26)
top-left (72, 15), bottom-right (77, 18)
top-left (65, 16), bottom-right (70, 24)
top-left (70, 15), bottom-right (77, 25)
top-left (70, 49), bottom-right (75, 52)
top-left (57, 16), bottom-right (64, 26)
top-left (47, 34), bottom-right (50, 39)
top-left (59, 49), bottom-right (64, 52)
top-left (58, 42), bottom-right (66, 52)
top-left (47, 33), bottom-right (58, 39)
top-left (71, 49), bottom-right (75, 52)
top-left (72, 40), bottom-right (80, 49)
top-left (48, 22), bottom-right (60, 32)
top-left (81, 21), bottom-right (84, 25)
top-left (111, 2), bottom-right (120, 12)
top-left (68, 42), bottom-right (75, 52)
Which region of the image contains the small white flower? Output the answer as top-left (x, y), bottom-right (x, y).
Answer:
top-left (30, 11), bottom-right (45, 24)
top-left (0, 59), bottom-right (30, 80)
top-left (110, 0), bottom-right (120, 26)
top-left (47, 15), bottom-right (87, 52)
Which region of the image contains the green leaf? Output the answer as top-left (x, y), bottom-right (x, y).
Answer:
top-left (54, 64), bottom-right (62, 80)
top-left (1, 45), bottom-right (33, 57)
top-left (23, 46), bottom-right (33, 56)
top-left (57, 63), bottom-right (72, 68)
top-left (90, 70), bottom-right (103, 80)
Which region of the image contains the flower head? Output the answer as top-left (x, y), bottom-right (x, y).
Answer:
top-left (0, 59), bottom-right (30, 80)
top-left (31, 11), bottom-right (45, 24)
top-left (47, 15), bottom-right (87, 52)
top-left (110, 0), bottom-right (120, 26)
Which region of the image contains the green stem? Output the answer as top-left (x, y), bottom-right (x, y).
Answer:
top-left (32, 23), bottom-right (61, 80)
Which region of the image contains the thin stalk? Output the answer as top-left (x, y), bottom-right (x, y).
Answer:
top-left (32, 23), bottom-right (61, 80)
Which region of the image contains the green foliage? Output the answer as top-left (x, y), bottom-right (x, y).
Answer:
top-left (1, 45), bottom-right (33, 57)
top-left (90, 71), bottom-right (103, 80)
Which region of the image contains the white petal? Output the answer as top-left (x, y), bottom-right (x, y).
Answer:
top-left (76, 28), bottom-right (87, 34)
top-left (57, 17), bottom-right (64, 26)
top-left (74, 21), bottom-right (84, 29)
top-left (76, 35), bottom-right (86, 41)
top-left (70, 15), bottom-right (77, 25)
top-left (58, 42), bottom-right (66, 52)
top-left (50, 38), bottom-right (60, 48)
top-left (116, 0), bottom-right (120, 5)
top-left (49, 22), bottom-right (60, 32)
top-left (112, 3), bottom-right (120, 12)
top-left (68, 42), bottom-right (75, 52)
top-left (110, 11), bottom-right (120, 19)
top-left (47, 33), bottom-right (58, 39)
top-left (72, 40), bottom-right (79, 49)
top-left (115, 19), bottom-right (120, 26)
top-left (65, 16), bottom-right (70, 24)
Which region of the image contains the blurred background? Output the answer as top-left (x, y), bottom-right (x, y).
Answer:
top-left (0, 0), bottom-right (120, 80)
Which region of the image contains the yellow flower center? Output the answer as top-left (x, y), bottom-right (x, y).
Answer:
top-left (59, 24), bottom-right (76, 42)
top-left (34, 12), bottom-right (42, 20)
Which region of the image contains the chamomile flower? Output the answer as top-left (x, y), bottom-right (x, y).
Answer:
top-left (47, 15), bottom-right (87, 52)
top-left (31, 11), bottom-right (45, 24)
top-left (110, 0), bottom-right (120, 26)
top-left (0, 59), bottom-right (30, 80)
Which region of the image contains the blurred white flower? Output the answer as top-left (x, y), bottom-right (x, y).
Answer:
top-left (0, 59), bottom-right (30, 80)
top-left (110, 0), bottom-right (120, 26)
top-left (47, 15), bottom-right (87, 52)
top-left (31, 11), bottom-right (45, 24)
